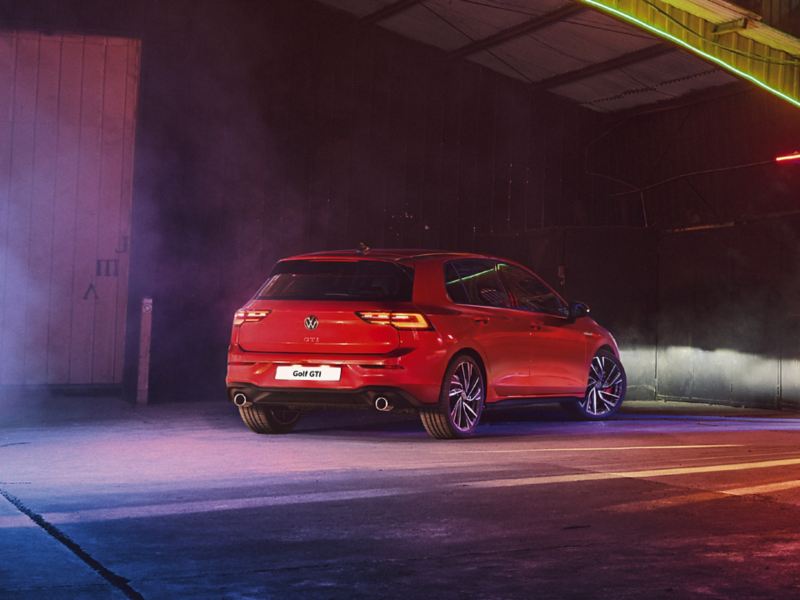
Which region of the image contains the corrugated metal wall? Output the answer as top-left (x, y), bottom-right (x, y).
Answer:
top-left (594, 89), bottom-right (800, 408)
top-left (0, 31), bottom-right (140, 386)
top-left (761, 0), bottom-right (800, 27)
top-left (658, 218), bottom-right (800, 409)
top-left (591, 91), bottom-right (800, 231)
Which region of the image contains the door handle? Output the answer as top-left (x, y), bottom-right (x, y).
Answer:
top-left (530, 323), bottom-right (542, 332)
top-left (473, 317), bottom-right (490, 325)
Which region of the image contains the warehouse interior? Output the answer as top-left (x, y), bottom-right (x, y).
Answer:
top-left (1, 0), bottom-right (800, 409)
top-left (6, 2), bottom-right (800, 598)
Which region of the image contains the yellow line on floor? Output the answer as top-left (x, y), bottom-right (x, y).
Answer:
top-left (462, 457), bottom-right (800, 489)
top-left (463, 444), bottom-right (741, 454)
top-left (722, 479), bottom-right (800, 496)
top-left (607, 492), bottom-right (722, 513)
top-left (607, 478), bottom-right (800, 513)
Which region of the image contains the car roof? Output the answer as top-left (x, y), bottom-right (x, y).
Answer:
top-left (281, 248), bottom-right (496, 262)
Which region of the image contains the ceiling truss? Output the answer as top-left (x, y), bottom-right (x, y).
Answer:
top-left (446, 4), bottom-right (585, 60)
top-left (340, 0), bottom-right (800, 112)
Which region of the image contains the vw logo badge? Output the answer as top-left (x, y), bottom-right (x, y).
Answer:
top-left (304, 315), bottom-right (319, 330)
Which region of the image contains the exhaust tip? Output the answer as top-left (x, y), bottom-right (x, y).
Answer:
top-left (374, 396), bottom-right (393, 412)
top-left (233, 392), bottom-right (249, 407)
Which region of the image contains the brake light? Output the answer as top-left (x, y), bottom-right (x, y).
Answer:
top-left (233, 309), bottom-right (271, 326)
top-left (357, 311), bottom-right (431, 330)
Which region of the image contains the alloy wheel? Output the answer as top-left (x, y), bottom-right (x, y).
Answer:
top-left (448, 359), bottom-right (483, 432)
top-left (581, 354), bottom-right (624, 417)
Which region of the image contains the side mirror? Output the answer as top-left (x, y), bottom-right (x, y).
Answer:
top-left (568, 301), bottom-right (590, 322)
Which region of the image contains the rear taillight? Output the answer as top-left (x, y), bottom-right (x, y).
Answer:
top-left (356, 311), bottom-right (431, 330)
top-left (233, 309), bottom-right (271, 326)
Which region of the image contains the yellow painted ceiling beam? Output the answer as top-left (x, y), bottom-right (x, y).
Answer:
top-left (579, 0), bottom-right (800, 109)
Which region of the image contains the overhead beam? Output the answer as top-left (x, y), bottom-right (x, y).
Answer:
top-left (533, 43), bottom-right (675, 90)
top-left (447, 4), bottom-right (584, 60)
top-left (359, 0), bottom-right (422, 25)
top-left (579, 0), bottom-right (800, 110)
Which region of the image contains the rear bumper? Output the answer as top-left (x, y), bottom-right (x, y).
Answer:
top-left (226, 347), bottom-right (444, 408)
top-left (227, 384), bottom-right (422, 412)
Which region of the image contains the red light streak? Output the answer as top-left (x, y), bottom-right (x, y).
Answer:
top-left (775, 152), bottom-right (800, 163)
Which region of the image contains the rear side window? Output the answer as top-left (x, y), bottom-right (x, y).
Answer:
top-left (257, 260), bottom-right (413, 301)
top-left (446, 260), bottom-right (511, 308)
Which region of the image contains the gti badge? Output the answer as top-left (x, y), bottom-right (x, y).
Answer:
top-left (304, 315), bottom-right (319, 330)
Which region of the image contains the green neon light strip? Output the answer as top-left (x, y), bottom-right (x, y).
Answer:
top-left (447, 266), bottom-right (496, 286)
top-left (580, 0), bottom-right (800, 109)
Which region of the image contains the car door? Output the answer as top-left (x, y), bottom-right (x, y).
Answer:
top-left (446, 260), bottom-right (533, 398)
top-left (497, 263), bottom-right (588, 396)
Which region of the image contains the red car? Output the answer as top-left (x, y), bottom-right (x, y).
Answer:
top-left (227, 248), bottom-right (625, 439)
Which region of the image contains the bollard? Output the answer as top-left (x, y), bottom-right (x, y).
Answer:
top-left (136, 297), bottom-right (153, 405)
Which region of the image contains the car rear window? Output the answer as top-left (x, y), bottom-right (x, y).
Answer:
top-left (256, 260), bottom-right (414, 301)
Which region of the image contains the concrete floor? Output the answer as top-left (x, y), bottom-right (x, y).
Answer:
top-left (2, 396), bottom-right (800, 599)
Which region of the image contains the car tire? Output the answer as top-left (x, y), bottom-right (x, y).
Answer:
top-left (565, 349), bottom-right (626, 421)
top-left (420, 354), bottom-right (485, 439)
top-left (239, 405), bottom-right (302, 434)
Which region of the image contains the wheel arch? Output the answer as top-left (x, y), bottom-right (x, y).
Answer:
top-left (448, 347), bottom-right (488, 387)
top-left (586, 343), bottom-right (623, 382)
top-left (595, 343), bottom-right (617, 358)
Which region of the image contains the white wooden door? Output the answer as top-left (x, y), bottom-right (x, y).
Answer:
top-left (0, 32), bottom-right (140, 385)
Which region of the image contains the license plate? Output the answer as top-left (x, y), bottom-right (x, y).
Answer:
top-left (275, 365), bottom-right (341, 381)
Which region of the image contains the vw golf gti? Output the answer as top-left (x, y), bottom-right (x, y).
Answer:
top-left (227, 248), bottom-right (626, 439)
